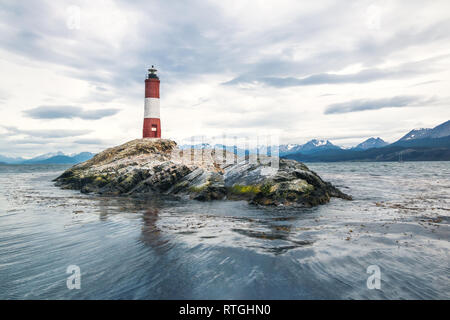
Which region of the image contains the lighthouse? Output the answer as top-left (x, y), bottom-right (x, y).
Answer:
top-left (143, 66), bottom-right (161, 138)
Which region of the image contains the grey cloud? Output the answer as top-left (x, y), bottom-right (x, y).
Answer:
top-left (1, 1), bottom-right (449, 156)
top-left (191, 97), bottom-right (210, 108)
top-left (204, 111), bottom-right (297, 129)
top-left (2, 126), bottom-right (92, 138)
top-left (324, 96), bottom-right (438, 115)
top-left (73, 138), bottom-right (104, 144)
top-left (0, 0), bottom-right (236, 89)
top-left (225, 20), bottom-right (450, 87)
top-left (2, 137), bottom-right (56, 145)
top-left (235, 68), bottom-right (406, 87)
top-left (2, 1), bottom-right (449, 93)
top-left (410, 80), bottom-right (441, 87)
top-left (24, 106), bottom-right (120, 120)
top-left (225, 55), bottom-right (448, 87)
top-left (319, 93), bottom-right (337, 97)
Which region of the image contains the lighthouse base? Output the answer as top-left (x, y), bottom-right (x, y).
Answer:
top-left (143, 118), bottom-right (161, 138)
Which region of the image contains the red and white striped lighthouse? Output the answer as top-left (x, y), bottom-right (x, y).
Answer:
top-left (143, 66), bottom-right (161, 138)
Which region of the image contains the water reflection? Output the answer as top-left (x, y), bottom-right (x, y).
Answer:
top-left (140, 207), bottom-right (172, 253)
top-left (92, 196), bottom-right (175, 252)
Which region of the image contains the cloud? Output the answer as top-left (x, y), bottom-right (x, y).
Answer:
top-left (2, 1), bottom-right (447, 91)
top-left (73, 138), bottom-right (104, 144)
top-left (1, 1), bottom-right (450, 155)
top-left (324, 96), bottom-right (438, 114)
top-left (410, 80), bottom-right (441, 87)
top-left (224, 55), bottom-right (448, 87)
top-left (2, 126), bottom-right (91, 138)
top-left (24, 105), bottom-right (120, 120)
top-left (205, 112), bottom-right (293, 129)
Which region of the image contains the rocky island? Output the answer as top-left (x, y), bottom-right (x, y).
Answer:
top-left (54, 139), bottom-right (351, 207)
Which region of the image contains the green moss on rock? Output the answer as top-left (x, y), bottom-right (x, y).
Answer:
top-left (188, 184), bottom-right (209, 193)
top-left (230, 184), bottom-right (261, 195)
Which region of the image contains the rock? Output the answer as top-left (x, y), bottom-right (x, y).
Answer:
top-left (54, 138), bottom-right (351, 207)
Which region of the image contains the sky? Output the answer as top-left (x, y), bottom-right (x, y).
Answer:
top-left (0, 0), bottom-right (449, 157)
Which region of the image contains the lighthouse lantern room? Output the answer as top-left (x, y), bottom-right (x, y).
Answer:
top-left (143, 65), bottom-right (161, 138)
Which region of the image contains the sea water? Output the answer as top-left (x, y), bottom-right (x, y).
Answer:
top-left (0, 162), bottom-right (448, 299)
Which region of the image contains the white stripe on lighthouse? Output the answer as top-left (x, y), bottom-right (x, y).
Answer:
top-left (144, 98), bottom-right (160, 118)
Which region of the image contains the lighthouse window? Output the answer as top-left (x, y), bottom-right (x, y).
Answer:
top-left (151, 125), bottom-right (157, 131)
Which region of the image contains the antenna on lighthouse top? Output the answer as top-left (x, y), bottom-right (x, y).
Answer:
top-left (147, 65), bottom-right (158, 79)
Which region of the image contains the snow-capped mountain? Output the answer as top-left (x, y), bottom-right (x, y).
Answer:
top-left (354, 137), bottom-right (388, 150)
top-left (28, 151), bottom-right (66, 161)
top-left (427, 120), bottom-right (450, 138)
top-left (179, 140), bottom-right (341, 157)
top-left (21, 152), bottom-right (95, 164)
top-left (278, 144), bottom-right (303, 155)
top-left (300, 139), bottom-right (340, 154)
top-left (279, 140), bottom-right (341, 155)
top-left (398, 120), bottom-right (450, 141)
top-left (399, 128), bottom-right (431, 141)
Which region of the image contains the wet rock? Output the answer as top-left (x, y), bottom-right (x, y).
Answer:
top-left (54, 138), bottom-right (351, 207)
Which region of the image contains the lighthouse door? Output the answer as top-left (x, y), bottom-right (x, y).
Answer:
top-left (151, 124), bottom-right (158, 137)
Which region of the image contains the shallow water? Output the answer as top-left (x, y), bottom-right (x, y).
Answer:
top-left (0, 162), bottom-right (448, 299)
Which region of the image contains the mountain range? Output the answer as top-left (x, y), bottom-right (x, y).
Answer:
top-left (0, 152), bottom-right (95, 165)
top-left (353, 137), bottom-right (388, 150)
top-left (169, 120), bottom-right (450, 162)
top-left (398, 120), bottom-right (450, 141)
top-left (277, 137), bottom-right (390, 156)
top-left (1, 120), bottom-right (449, 164)
top-left (179, 139), bottom-right (342, 157)
top-left (284, 120), bottom-right (450, 162)
top-left (279, 139), bottom-right (341, 156)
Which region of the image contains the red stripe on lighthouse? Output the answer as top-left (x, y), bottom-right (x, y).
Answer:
top-left (143, 118), bottom-right (161, 138)
top-left (145, 79), bottom-right (160, 98)
top-left (143, 66), bottom-right (161, 138)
